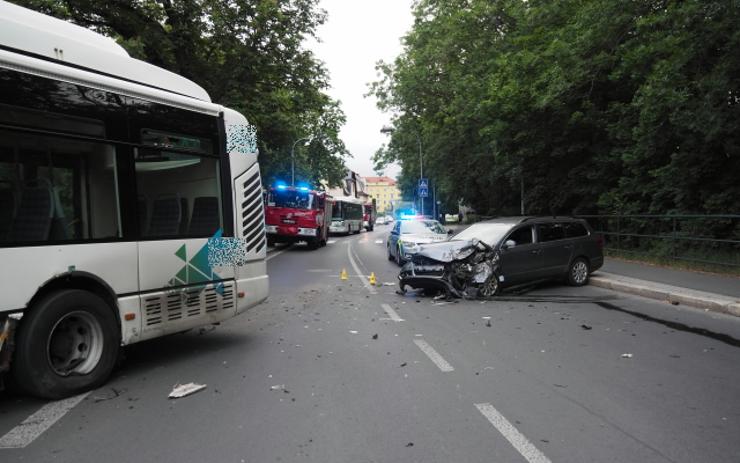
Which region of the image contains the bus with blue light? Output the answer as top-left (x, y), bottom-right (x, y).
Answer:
top-left (264, 184), bottom-right (332, 249)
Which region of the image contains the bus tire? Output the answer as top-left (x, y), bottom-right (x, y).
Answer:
top-left (12, 289), bottom-right (120, 399)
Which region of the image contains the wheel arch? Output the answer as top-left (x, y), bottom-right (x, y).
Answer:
top-left (26, 271), bottom-right (121, 332)
top-left (569, 254), bottom-right (591, 271)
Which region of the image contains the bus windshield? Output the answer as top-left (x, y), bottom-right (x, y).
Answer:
top-left (269, 189), bottom-right (312, 209)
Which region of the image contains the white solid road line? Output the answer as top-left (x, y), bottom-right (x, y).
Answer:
top-left (347, 243), bottom-right (378, 294)
top-left (381, 303), bottom-right (405, 322)
top-left (0, 392), bottom-right (90, 449)
top-left (265, 244), bottom-right (293, 261)
top-left (474, 403), bottom-right (552, 463)
top-left (413, 339), bottom-right (454, 372)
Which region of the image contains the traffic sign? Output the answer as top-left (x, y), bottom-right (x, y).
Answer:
top-left (418, 187), bottom-right (428, 198)
top-left (418, 178), bottom-right (429, 189)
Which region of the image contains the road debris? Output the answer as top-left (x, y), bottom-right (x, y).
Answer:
top-left (580, 324), bottom-right (593, 330)
top-left (372, 334), bottom-right (378, 340)
top-left (92, 388), bottom-right (122, 402)
top-left (400, 362), bottom-right (407, 367)
top-left (169, 383), bottom-right (207, 399)
top-left (349, 330), bottom-right (358, 334)
top-left (621, 353), bottom-right (633, 359)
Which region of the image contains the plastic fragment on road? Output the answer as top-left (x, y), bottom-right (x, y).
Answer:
top-left (169, 383), bottom-right (207, 399)
top-left (581, 324), bottom-right (593, 330)
top-left (349, 330), bottom-right (358, 334)
top-left (382, 282), bottom-right (396, 286)
top-left (270, 384), bottom-right (286, 391)
top-left (621, 353), bottom-right (633, 358)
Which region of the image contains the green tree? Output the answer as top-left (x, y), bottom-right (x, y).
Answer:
top-left (15, 0), bottom-right (350, 187)
top-left (372, 0), bottom-right (740, 216)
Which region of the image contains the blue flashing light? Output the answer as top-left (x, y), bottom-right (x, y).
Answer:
top-left (276, 184), bottom-right (287, 190)
top-left (298, 186), bottom-right (310, 192)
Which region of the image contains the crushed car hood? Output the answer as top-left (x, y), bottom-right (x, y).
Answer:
top-left (415, 240), bottom-right (474, 262)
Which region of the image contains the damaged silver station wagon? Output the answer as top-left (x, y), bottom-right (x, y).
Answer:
top-left (398, 217), bottom-right (604, 298)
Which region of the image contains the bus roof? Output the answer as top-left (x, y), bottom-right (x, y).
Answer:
top-left (0, 1), bottom-right (211, 102)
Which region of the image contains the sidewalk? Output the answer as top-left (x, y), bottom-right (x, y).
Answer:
top-left (592, 258), bottom-right (740, 317)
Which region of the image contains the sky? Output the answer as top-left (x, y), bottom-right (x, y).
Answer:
top-left (307, 0), bottom-right (415, 179)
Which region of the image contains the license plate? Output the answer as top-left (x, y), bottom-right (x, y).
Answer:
top-left (283, 219), bottom-right (295, 224)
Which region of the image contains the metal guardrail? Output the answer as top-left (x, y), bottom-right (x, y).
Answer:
top-left (575, 214), bottom-right (740, 269)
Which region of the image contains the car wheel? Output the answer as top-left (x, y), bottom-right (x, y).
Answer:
top-left (12, 289), bottom-right (120, 399)
top-left (387, 245), bottom-right (394, 261)
top-left (479, 274), bottom-right (500, 298)
top-left (567, 258), bottom-right (590, 286)
top-left (395, 245), bottom-right (405, 266)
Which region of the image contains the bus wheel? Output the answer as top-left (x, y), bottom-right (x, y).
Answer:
top-left (266, 236), bottom-right (276, 247)
top-left (12, 289), bottom-right (120, 399)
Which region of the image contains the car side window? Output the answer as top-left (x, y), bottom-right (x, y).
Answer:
top-left (565, 222), bottom-right (588, 238)
top-left (392, 222), bottom-right (400, 234)
top-left (538, 223), bottom-right (565, 242)
top-left (507, 226), bottom-right (533, 246)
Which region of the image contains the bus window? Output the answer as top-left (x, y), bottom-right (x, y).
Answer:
top-left (135, 148), bottom-right (222, 238)
top-left (0, 129), bottom-right (121, 244)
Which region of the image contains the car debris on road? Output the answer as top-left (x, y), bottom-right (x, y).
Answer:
top-left (169, 383), bottom-right (207, 399)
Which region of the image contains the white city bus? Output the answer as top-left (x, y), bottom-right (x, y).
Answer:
top-left (329, 196), bottom-right (364, 235)
top-left (0, 2), bottom-right (269, 398)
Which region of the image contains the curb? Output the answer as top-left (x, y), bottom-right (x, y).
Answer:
top-left (590, 272), bottom-right (740, 317)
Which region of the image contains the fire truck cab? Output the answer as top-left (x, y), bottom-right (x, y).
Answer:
top-left (265, 185), bottom-right (331, 249)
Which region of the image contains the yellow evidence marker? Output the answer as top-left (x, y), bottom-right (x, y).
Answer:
top-left (369, 272), bottom-right (377, 286)
top-left (340, 268), bottom-right (349, 280)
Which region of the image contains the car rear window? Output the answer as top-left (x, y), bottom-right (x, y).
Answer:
top-left (565, 222), bottom-right (589, 238)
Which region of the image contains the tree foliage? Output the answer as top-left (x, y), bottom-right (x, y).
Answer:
top-left (372, 0), bottom-right (740, 216)
top-left (15, 0), bottom-right (349, 187)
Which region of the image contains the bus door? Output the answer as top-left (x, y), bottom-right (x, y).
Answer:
top-left (134, 146), bottom-right (236, 339)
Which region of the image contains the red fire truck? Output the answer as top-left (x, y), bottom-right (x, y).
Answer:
top-left (265, 185), bottom-right (332, 249)
top-left (363, 199), bottom-right (377, 232)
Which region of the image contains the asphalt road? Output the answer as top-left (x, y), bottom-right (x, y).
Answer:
top-left (2, 224), bottom-right (740, 462)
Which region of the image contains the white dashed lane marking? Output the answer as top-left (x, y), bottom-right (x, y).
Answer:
top-left (413, 339), bottom-right (454, 372)
top-left (0, 392), bottom-right (90, 449)
top-left (475, 402), bottom-right (552, 463)
top-left (347, 243), bottom-right (377, 294)
top-left (381, 303), bottom-right (404, 322)
top-left (265, 244), bottom-right (293, 261)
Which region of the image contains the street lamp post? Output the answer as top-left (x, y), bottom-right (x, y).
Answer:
top-left (291, 136), bottom-right (313, 186)
top-left (380, 126), bottom-right (424, 215)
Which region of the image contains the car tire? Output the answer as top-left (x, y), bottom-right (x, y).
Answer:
top-left (567, 258), bottom-right (590, 286)
top-left (479, 273), bottom-right (500, 299)
top-left (387, 245), bottom-right (394, 261)
top-left (395, 245), bottom-right (405, 266)
top-left (307, 237), bottom-right (320, 250)
top-left (12, 289), bottom-right (120, 399)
